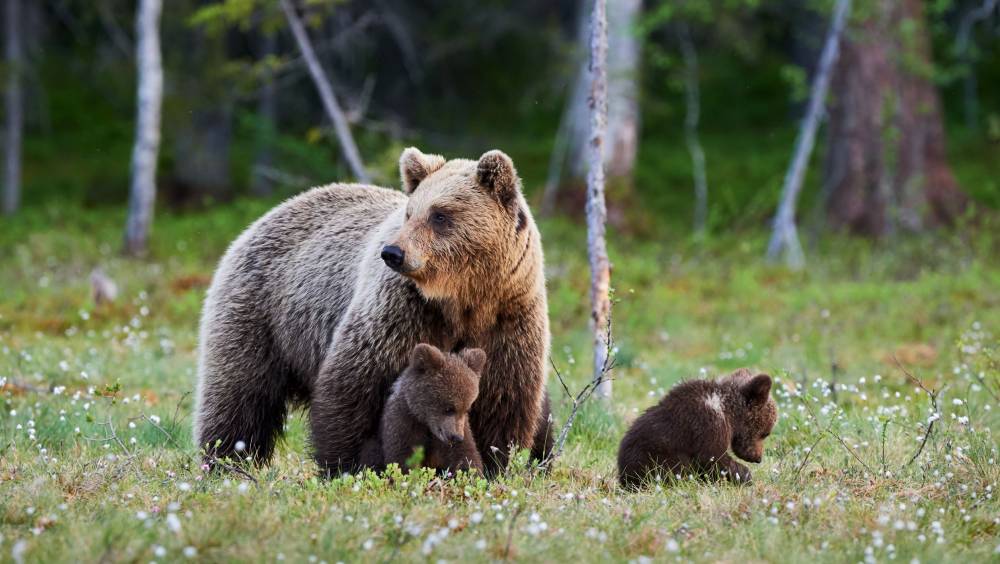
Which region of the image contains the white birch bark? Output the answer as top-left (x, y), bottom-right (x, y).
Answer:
top-left (766, 0), bottom-right (851, 269)
top-left (604, 0), bottom-right (640, 180)
top-left (586, 0), bottom-right (612, 399)
top-left (3, 0), bottom-right (23, 216)
top-left (677, 25), bottom-right (708, 235)
top-left (124, 0), bottom-right (163, 255)
top-left (280, 0), bottom-right (370, 183)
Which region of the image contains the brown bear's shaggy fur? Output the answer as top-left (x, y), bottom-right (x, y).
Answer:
top-left (617, 369), bottom-right (778, 488)
top-left (194, 148), bottom-right (550, 476)
top-left (358, 344), bottom-right (485, 473)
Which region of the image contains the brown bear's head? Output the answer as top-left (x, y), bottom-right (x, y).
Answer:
top-left (381, 147), bottom-right (535, 302)
top-left (727, 373), bottom-right (778, 464)
top-left (400, 343), bottom-right (486, 445)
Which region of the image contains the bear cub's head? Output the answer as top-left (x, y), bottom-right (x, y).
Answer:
top-left (399, 343), bottom-right (486, 445)
top-left (381, 147), bottom-right (533, 300)
top-left (723, 369), bottom-right (778, 463)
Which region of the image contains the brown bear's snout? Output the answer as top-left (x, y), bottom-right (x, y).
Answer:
top-left (381, 245), bottom-right (405, 271)
top-left (448, 432), bottom-right (464, 445)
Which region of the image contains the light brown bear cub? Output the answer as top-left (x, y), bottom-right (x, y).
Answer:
top-left (617, 368), bottom-right (777, 488)
top-left (359, 344), bottom-right (486, 474)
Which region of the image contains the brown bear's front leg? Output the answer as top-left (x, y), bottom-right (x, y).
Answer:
top-left (711, 453), bottom-right (752, 483)
top-left (471, 316), bottom-right (547, 475)
top-left (310, 327), bottom-right (403, 475)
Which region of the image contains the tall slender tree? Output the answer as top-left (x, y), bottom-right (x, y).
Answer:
top-left (586, 0), bottom-right (612, 399)
top-left (280, 0), bottom-right (369, 183)
top-left (3, 0), bottom-right (23, 216)
top-left (767, 0), bottom-right (851, 268)
top-left (124, 0), bottom-right (163, 256)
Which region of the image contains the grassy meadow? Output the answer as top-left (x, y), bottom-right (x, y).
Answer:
top-left (1, 194), bottom-right (998, 562)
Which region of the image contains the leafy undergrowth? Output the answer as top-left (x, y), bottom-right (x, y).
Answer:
top-left (1, 203), bottom-right (998, 562)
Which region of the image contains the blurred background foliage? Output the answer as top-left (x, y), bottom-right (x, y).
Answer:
top-left (2, 0), bottom-right (999, 240)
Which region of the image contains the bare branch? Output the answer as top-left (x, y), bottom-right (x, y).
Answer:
top-left (892, 355), bottom-right (941, 468)
top-left (279, 0), bottom-right (370, 183)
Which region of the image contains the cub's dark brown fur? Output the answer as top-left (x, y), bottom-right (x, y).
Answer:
top-left (617, 369), bottom-right (778, 488)
top-left (359, 344), bottom-right (485, 473)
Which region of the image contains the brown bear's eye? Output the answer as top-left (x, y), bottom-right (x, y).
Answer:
top-left (443, 406), bottom-right (456, 416)
top-left (431, 211), bottom-right (449, 226)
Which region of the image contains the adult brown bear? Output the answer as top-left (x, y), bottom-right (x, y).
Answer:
top-left (194, 148), bottom-right (552, 476)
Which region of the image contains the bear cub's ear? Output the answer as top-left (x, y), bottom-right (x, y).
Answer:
top-left (410, 343), bottom-right (446, 372)
top-left (476, 150), bottom-right (521, 212)
top-left (399, 147), bottom-right (446, 194)
top-left (742, 373), bottom-right (773, 405)
top-left (458, 348), bottom-right (487, 376)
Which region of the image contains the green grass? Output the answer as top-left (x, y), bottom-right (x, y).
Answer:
top-left (1, 200), bottom-right (998, 562)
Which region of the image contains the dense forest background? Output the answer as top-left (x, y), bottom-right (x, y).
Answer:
top-left (4, 0), bottom-right (998, 241)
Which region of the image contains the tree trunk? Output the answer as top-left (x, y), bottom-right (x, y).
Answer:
top-left (586, 0), bottom-right (612, 400)
top-left (676, 24), bottom-right (708, 235)
top-left (604, 0), bottom-right (640, 182)
top-left (172, 106), bottom-right (233, 203)
top-left (825, 0), bottom-right (967, 236)
top-left (543, 0), bottom-right (639, 213)
top-left (3, 0), bottom-right (23, 216)
top-left (767, 0), bottom-right (851, 268)
top-left (280, 0), bottom-right (370, 183)
top-left (251, 27), bottom-right (277, 197)
top-left (124, 0), bottom-right (163, 256)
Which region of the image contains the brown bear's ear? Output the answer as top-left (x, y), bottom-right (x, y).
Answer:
top-left (399, 147), bottom-right (446, 194)
top-left (476, 150), bottom-right (520, 212)
top-left (742, 374), bottom-right (773, 405)
top-left (459, 348), bottom-right (487, 375)
top-left (410, 343), bottom-right (445, 372)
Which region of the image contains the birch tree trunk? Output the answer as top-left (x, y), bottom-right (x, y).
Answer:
top-left (677, 25), bottom-right (708, 235)
top-left (604, 0), bottom-right (640, 182)
top-left (586, 0), bottom-right (612, 400)
top-left (766, 0), bottom-right (851, 269)
top-left (280, 0), bottom-right (369, 183)
top-left (3, 0), bottom-right (23, 216)
top-left (542, 0), bottom-right (639, 213)
top-left (124, 0), bottom-right (163, 256)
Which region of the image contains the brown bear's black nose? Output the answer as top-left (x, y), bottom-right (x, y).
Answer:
top-left (381, 245), bottom-right (405, 271)
top-left (448, 433), bottom-right (464, 444)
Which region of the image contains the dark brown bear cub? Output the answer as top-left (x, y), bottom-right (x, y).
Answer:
top-left (359, 344), bottom-right (485, 474)
top-left (617, 368), bottom-right (777, 488)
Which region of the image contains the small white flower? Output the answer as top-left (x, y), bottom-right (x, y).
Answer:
top-left (166, 513), bottom-right (181, 534)
top-left (183, 546), bottom-right (197, 558)
top-left (362, 539), bottom-right (374, 551)
top-left (153, 545), bottom-right (166, 557)
top-left (665, 539), bottom-right (680, 553)
top-left (234, 441), bottom-right (246, 452)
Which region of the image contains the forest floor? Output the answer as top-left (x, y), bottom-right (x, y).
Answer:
top-left (1, 200), bottom-right (998, 563)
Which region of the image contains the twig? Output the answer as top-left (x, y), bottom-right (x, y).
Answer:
top-left (540, 317), bottom-right (617, 469)
top-left (206, 455), bottom-right (259, 484)
top-left (503, 504), bottom-right (525, 561)
top-left (892, 356), bottom-right (941, 468)
top-left (880, 418), bottom-right (890, 475)
top-left (797, 395), bottom-right (877, 477)
top-left (826, 425), bottom-right (877, 477)
top-left (792, 433), bottom-right (825, 480)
